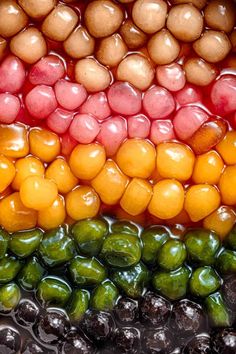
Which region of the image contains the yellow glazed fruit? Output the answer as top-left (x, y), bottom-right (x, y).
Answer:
top-left (116, 139), bottom-right (156, 178)
top-left (66, 186), bottom-right (100, 220)
top-left (192, 150), bottom-right (224, 184)
top-left (20, 176), bottom-right (58, 210)
top-left (216, 131), bottom-right (236, 165)
top-left (46, 158), bottom-right (78, 194)
top-left (148, 179), bottom-right (185, 219)
top-left (12, 156), bottom-right (45, 190)
top-left (0, 155), bottom-right (15, 193)
top-left (156, 142), bottom-right (195, 181)
top-left (203, 206), bottom-right (236, 239)
top-left (91, 160), bottom-right (129, 205)
top-left (0, 124), bottom-right (29, 158)
top-left (29, 128), bottom-right (61, 163)
top-left (0, 192), bottom-right (37, 232)
top-left (120, 178), bottom-right (153, 216)
top-left (69, 143), bottom-right (106, 180)
top-left (185, 184), bottom-right (221, 222)
top-left (219, 165), bottom-right (236, 205)
top-left (38, 195), bottom-right (66, 230)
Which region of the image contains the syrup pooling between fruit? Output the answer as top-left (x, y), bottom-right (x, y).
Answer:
top-left (0, 0), bottom-right (236, 353)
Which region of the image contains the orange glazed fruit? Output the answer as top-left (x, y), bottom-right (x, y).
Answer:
top-left (0, 155), bottom-right (15, 193)
top-left (46, 158), bottom-right (78, 194)
top-left (0, 192), bottom-right (37, 232)
top-left (192, 150), bottom-right (224, 184)
top-left (216, 130), bottom-right (236, 165)
top-left (0, 124), bottom-right (29, 158)
top-left (219, 165), bottom-right (236, 205)
top-left (38, 195), bottom-right (66, 230)
top-left (29, 128), bottom-right (60, 163)
top-left (12, 156), bottom-right (45, 190)
top-left (185, 184), bottom-right (221, 222)
top-left (156, 142), bottom-right (195, 181)
top-left (148, 179), bottom-right (185, 219)
top-left (203, 206), bottom-right (236, 239)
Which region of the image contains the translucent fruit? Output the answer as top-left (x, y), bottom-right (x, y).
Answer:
top-left (54, 79), bottom-right (87, 111)
top-left (47, 109), bottom-right (74, 135)
top-left (203, 206), bottom-right (236, 239)
top-left (175, 84), bottom-right (202, 105)
top-left (150, 120), bottom-right (175, 145)
top-left (128, 114), bottom-right (150, 139)
top-left (0, 55), bottom-right (25, 94)
top-left (29, 128), bottom-right (60, 163)
top-left (0, 93), bottom-right (21, 124)
top-left (69, 114), bottom-right (100, 144)
top-left (80, 92), bottom-right (111, 121)
top-left (156, 63), bottom-right (186, 92)
top-left (38, 195), bottom-right (66, 230)
top-left (0, 124), bottom-right (29, 158)
top-left (0, 156), bottom-right (15, 193)
top-left (192, 150), bottom-right (224, 185)
top-left (219, 165), bottom-right (236, 205)
top-left (46, 158), bottom-right (78, 194)
top-left (29, 55), bottom-right (65, 86)
top-left (210, 75), bottom-right (236, 115)
top-left (216, 131), bottom-right (236, 165)
top-left (143, 85), bottom-right (175, 119)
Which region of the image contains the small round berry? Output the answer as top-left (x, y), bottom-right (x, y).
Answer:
top-left (114, 297), bottom-right (139, 323)
top-left (15, 299), bottom-right (39, 327)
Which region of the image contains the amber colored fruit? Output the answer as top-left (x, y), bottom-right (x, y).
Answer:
top-left (185, 184), bottom-right (221, 222)
top-left (0, 0), bottom-right (28, 38)
top-left (216, 131), bottom-right (236, 165)
top-left (204, 0), bottom-right (235, 33)
top-left (63, 26), bottom-right (95, 59)
top-left (38, 195), bottom-right (66, 230)
top-left (0, 36), bottom-right (7, 61)
top-left (20, 176), bottom-right (58, 210)
top-left (0, 124), bottom-right (29, 158)
top-left (119, 19), bottom-right (147, 50)
top-left (120, 178), bottom-right (152, 216)
top-left (187, 119), bottom-right (228, 155)
top-left (69, 144), bottom-right (106, 180)
top-left (46, 158), bottom-right (78, 194)
top-left (192, 150), bottom-right (224, 185)
top-left (19, 0), bottom-right (57, 19)
top-left (66, 186), bottom-right (100, 220)
top-left (12, 156), bottom-right (45, 190)
top-left (0, 192), bottom-right (37, 232)
top-left (156, 142), bottom-right (195, 181)
top-left (219, 165), bottom-right (236, 205)
top-left (116, 139), bottom-right (156, 179)
top-left (0, 156), bottom-right (15, 193)
top-left (91, 160), bottom-right (129, 205)
top-left (29, 128), bottom-right (60, 163)
top-left (148, 179), bottom-right (185, 219)
top-left (203, 206), bottom-right (236, 239)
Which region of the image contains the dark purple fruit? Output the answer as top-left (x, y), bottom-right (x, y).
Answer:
top-left (142, 327), bottom-right (174, 354)
top-left (35, 309), bottom-right (70, 344)
top-left (222, 276), bottom-right (236, 311)
top-left (61, 330), bottom-right (94, 354)
top-left (183, 335), bottom-right (212, 354)
top-left (21, 339), bottom-right (52, 354)
top-left (212, 328), bottom-right (236, 354)
top-left (81, 310), bottom-right (116, 343)
top-left (114, 297), bottom-right (139, 323)
top-left (15, 299), bottom-right (39, 327)
top-left (139, 292), bottom-right (171, 326)
top-left (170, 299), bottom-right (205, 336)
top-left (0, 327), bottom-right (21, 354)
top-left (114, 327), bottom-right (140, 354)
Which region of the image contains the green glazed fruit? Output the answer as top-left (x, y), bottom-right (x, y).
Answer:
top-left (216, 249), bottom-right (236, 274)
top-left (17, 256), bottom-right (45, 291)
top-left (0, 228), bottom-right (10, 259)
top-left (69, 256), bottom-right (107, 286)
top-left (141, 226), bottom-right (169, 265)
top-left (111, 221), bottom-right (139, 236)
top-left (190, 266), bottom-right (221, 297)
top-left (100, 233), bottom-right (141, 268)
top-left (0, 283), bottom-right (21, 313)
top-left (111, 262), bottom-right (150, 299)
top-left (225, 226), bottom-right (236, 250)
top-left (0, 256), bottom-right (22, 284)
top-left (153, 266), bottom-right (191, 300)
top-left (205, 292), bottom-right (232, 327)
top-left (37, 276), bottom-right (72, 307)
top-left (39, 226), bottom-right (76, 267)
top-left (185, 229), bottom-right (220, 265)
top-left (9, 228), bottom-right (43, 258)
top-left (157, 239), bottom-right (187, 271)
top-left (72, 218), bottom-right (108, 256)
top-left (90, 279), bottom-right (119, 311)
top-left (67, 289), bottom-right (89, 322)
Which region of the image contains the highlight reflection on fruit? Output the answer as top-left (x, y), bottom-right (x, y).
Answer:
top-left (0, 0), bottom-right (235, 353)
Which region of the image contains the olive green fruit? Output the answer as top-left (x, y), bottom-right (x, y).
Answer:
top-left (17, 256), bottom-right (45, 291)
top-left (100, 233), bottom-right (141, 268)
top-left (185, 229), bottom-right (220, 265)
top-left (37, 276), bottom-right (72, 307)
top-left (111, 221), bottom-right (139, 236)
top-left (9, 228), bottom-right (43, 258)
top-left (39, 226), bottom-right (76, 267)
top-left (153, 266), bottom-right (191, 300)
top-left (0, 228), bottom-right (10, 259)
top-left (111, 262), bottom-right (150, 299)
top-left (90, 279), bottom-right (119, 311)
top-left (0, 256), bottom-right (22, 284)
top-left (72, 218), bottom-right (108, 256)
top-left (190, 266), bottom-right (221, 297)
top-left (0, 283), bottom-right (21, 313)
top-left (69, 256), bottom-right (107, 286)
top-left (157, 239), bottom-right (187, 270)
top-left (67, 289), bottom-right (89, 322)
top-left (216, 249), bottom-right (236, 274)
top-left (225, 226), bottom-right (236, 250)
top-left (205, 292), bottom-right (232, 327)
top-left (141, 226), bottom-right (169, 265)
